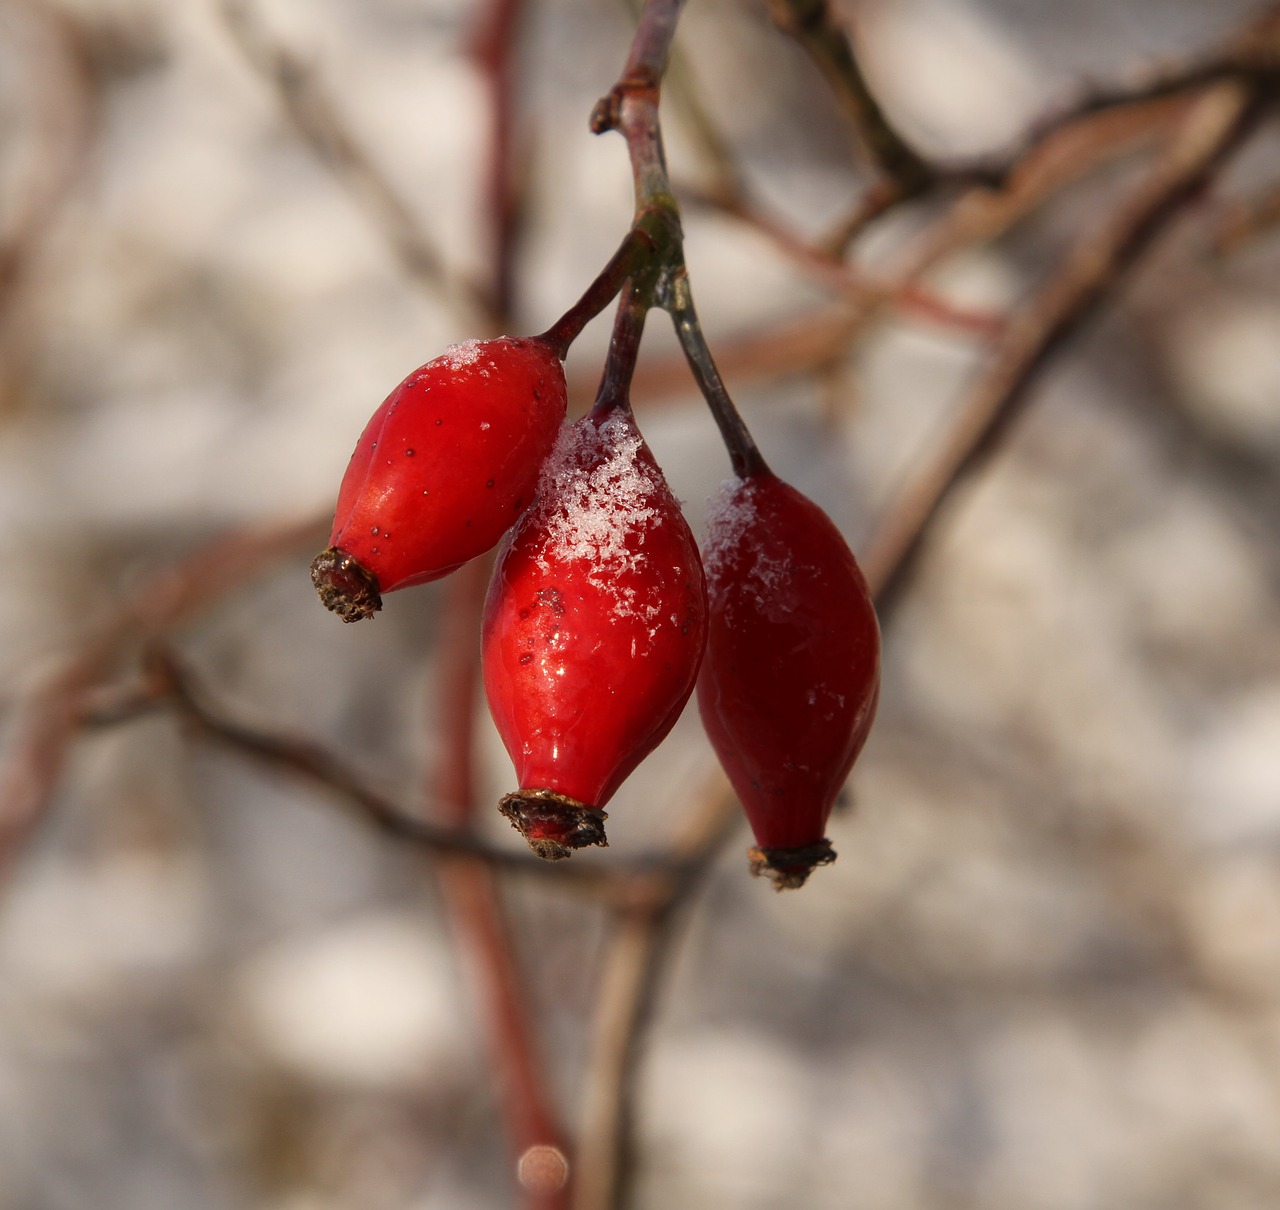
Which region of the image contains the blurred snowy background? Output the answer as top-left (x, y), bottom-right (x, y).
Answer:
top-left (1, 0), bottom-right (1280, 1207)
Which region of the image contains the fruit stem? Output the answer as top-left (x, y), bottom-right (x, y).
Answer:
top-left (665, 266), bottom-right (767, 479)
top-left (591, 279), bottom-right (650, 415)
top-left (537, 228), bottom-right (654, 359)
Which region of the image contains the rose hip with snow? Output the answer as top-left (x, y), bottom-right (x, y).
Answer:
top-left (311, 336), bottom-right (567, 621)
top-left (697, 469), bottom-right (880, 889)
top-left (482, 403), bottom-right (707, 860)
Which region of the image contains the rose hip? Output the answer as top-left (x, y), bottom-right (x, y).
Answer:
top-left (311, 336), bottom-right (567, 621)
top-left (697, 470), bottom-right (880, 889)
top-left (483, 404), bottom-right (707, 860)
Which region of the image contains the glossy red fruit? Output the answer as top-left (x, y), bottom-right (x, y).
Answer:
top-left (483, 404), bottom-right (708, 860)
top-left (697, 470), bottom-right (880, 890)
top-left (311, 336), bottom-right (567, 621)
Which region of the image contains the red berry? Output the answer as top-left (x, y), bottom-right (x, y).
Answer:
top-left (311, 336), bottom-right (568, 621)
top-left (483, 405), bottom-right (708, 860)
top-left (697, 470), bottom-right (880, 890)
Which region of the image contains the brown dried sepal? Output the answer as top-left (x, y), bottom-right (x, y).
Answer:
top-left (498, 789), bottom-right (608, 861)
top-left (310, 547), bottom-right (383, 622)
top-left (747, 839), bottom-right (837, 891)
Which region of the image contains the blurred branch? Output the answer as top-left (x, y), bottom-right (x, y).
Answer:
top-left (470, 0), bottom-right (528, 322)
top-left (861, 82), bottom-right (1265, 607)
top-left (1211, 180), bottom-right (1280, 254)
top-left (0, 512), bottom-right (326, 888)
top-left (98, 645), bottom-right (597, 883)
top-left (976, 4), bottom-right (1280, 188)
top-left (573, 774), bottom-right (739, 1210)
top-left (680, 183), bottom-right (1004, 337)
top-left (819, 3), bottom-right (1280, 248)
top-left (427, 558), bottom-right (574, 1209)
top-left (0, 2), bottom-right (100, 415)
top-left (220, 0), bottom-right (491, 326)
top-left (766, 0), bottom-right (934, 194)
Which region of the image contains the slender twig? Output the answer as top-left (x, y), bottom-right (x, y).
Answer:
top-left (766, 0), bottom-right (934, 194)
top-left (973, 7), bottom-right (1280, 188)
top-left (679, 183), bottom-right (1004, 338)
top-left (817, 5), bottom-right (1280, 249)
top-left (861, 82), bottom-right (1264, 607)
top-left (538, 230), bottom-right (654, 358)
top-left (666, 268), bottom-right (765, 478)
top-left (120, 644), bottom-right (588, 881)
top-left (593, 282), bottom-right (651, 410)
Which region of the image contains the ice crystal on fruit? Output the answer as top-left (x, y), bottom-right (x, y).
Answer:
top-left (531, 411), bottom-right (670, 622)
top-left (704, 478), bottom-right (789, 609)
top-left (442, 339), bottom-right (488, 371)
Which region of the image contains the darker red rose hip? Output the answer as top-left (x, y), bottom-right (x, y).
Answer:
top-left (697, 469), bottom-right (880, 889)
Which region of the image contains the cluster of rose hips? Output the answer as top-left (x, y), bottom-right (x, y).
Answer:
top-left (311, 303), bottom-right (880, 889)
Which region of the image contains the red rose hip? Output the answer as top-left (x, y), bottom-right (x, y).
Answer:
top-left (483, 403), bottom-right (707, 860)
top-left (311, 336), bottom-right (567, 621)
top-left (697, 470), bottom-right (880, 889)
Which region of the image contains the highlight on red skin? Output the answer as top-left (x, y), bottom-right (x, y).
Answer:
top-left (697, 469), bottom-right (881, 890)
top-left (311, 336), bottom-right (568, 621)
top-left (482, 403), bottom-right (708, 860)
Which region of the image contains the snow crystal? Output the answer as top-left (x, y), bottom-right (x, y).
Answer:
top-left (440, 338), bottom-right (493, 371)
top-left (530, 410), bottom-right (666, 620)
top-left (703, 477), bottom-right (789, 606)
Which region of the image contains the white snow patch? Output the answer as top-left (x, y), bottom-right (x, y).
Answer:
top-left (531, 411), bottom-right (666, 621)
top-left (440, 337), bottom-right (495, 371)
top-left (703, 477), bottom-right (789, 608)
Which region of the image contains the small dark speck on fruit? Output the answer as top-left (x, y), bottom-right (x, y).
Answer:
top-left (371, 546), bottom-right (380, 554)
top-left (370, 526), bottom-right (380, 536)
top-left (519, 654), bottom-right (533, 665)
top-left (486, 478), bottom-right (494, 488)
top-left (435, 418), bottom-right (443, 426)
top-left (405, 449), bottom-right (415, 456)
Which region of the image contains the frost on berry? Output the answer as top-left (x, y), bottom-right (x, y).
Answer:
top-left (530, 411), bottom-right (670, 629)
top-left (483, 406), bottom-right (708, 860)
top-left (698, 470), bottom-right (880, 890)
top-left (311, 335), bottom-right (567, 620)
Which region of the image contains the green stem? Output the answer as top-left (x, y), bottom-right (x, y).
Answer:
top-left (666, 268), bottom-right (766, 479)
